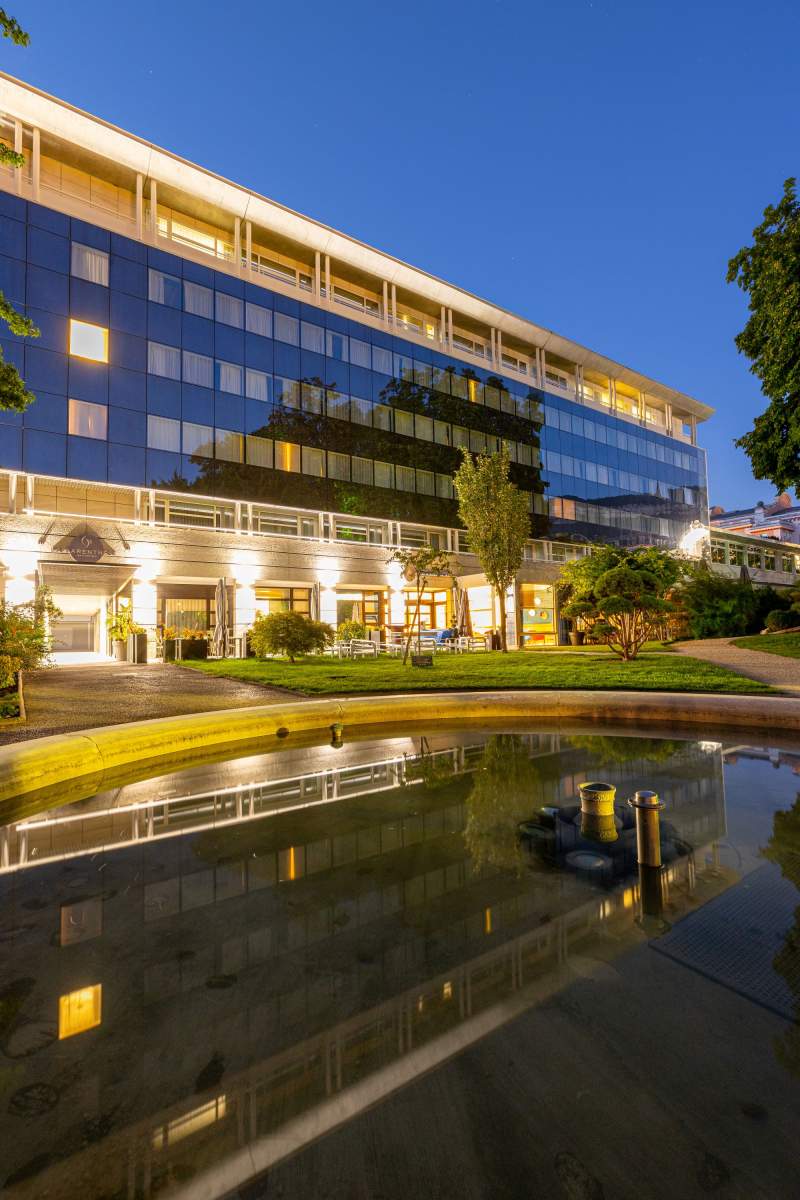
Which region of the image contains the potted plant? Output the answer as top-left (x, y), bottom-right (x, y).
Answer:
top-left (163, 627), bottom-right (210, 661)
top-left (107, 603), bottom-right (142, 662)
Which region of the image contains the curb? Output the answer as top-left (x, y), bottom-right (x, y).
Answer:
top-left (0, 688), bottom-right (799, 809)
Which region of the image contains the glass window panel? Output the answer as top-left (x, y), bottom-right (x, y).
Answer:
top-left (350, 396), bottom-right (372, 426)
top-left (484, 384), bottom-right (500, 410)
top-left (414, 360), bottom-right (432, 387)
top-left (71, 242), bottom-right (108, 286)
top-left (148, 341), bottom-right (180, 379)
top-left (301, 321), bottom-right (324, 353)
top-left (149, 268), bottom-right (182, 308)
top-left (245, 368), bottom-right (270, 402)
top-left (68, 397), bottom-right (107, 440)
top-left (182, 350), bottom-right (213, 388)
top-left (450, 373), bottom-right (468, 400)
top-left (436, 473), bottom-right (453, 499)
top-left (374, 461), bottom-right (394, 488)
top-left (371, 345), bottom-right (392, 374)
top-left (216, 360), bottom-right (243, 395)
top-left (434, 420), bottom-right (450, 445)
top-left (469, 429), bottom-right (487, 453)
top-left (452, 425), bottom-right (469, 448)
top-left (326, 390), bottom-right (349, 420)
top-left (274, 440), bottom-right (300, 472)
top-left (70, 319), bottom-right (108, 363)
top-left (301, 382), bottom-right (323, 413)
top-left (327, 451), bottom-right (350, 480)
top-left (245, 302), bottom-right (272, 337)
top-left (351, 456), bottom-right (373, 485)
top-left (433, 367), bottom-right (451, 395)
top-left (246, 435), bottom-right (273, 468)
top-left (395, 409), bottom-right (414, 438)
top-left (274, 312), bottom-right (299, 345)
top-left (326, 330), bottom-right (348, 361)
top-left (415, 414), bottom-right (433, 441)
top-left (396, 464), bottom-right (415, 491)
top-left (216, 429), bottom-right (244, 462)
top-left (215, 291), bottom-right (243, 328)
top-left (350, 338), bottom-right (370, 368)
top-left (58, 984), bottom-right (102, 1039)
top-left (302, 446), bottom-right (326, 477)
top-left (147, 414), bottom-right (181, 452)
top-left (416, 469), bottom-right (435, 495)
top-left (394, 353), bottom-right (414, 380)
top-left (182, 421), bottom-right (214, 456)
top-left (373, 404), bottom-right (392, 430)
top-left (274, 376), bottom-right (300, 408)
top-left (184, 280), bottom-right (213, 318)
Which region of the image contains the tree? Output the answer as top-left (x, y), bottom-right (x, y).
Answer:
top-left (387, 544), bottom-right (452, 664)
top-left (453, 446), bottom-right (530, 652)
top-left (463, 735), bottom-right (540, 872)
top-left (727, 178), bottom-right (800, 492)
top-left (0, 8), bottom-right (39, 412)
top-left (560, 545), bottom-right (683, 660)
top-left (249, 611), bottom-right (333, 662)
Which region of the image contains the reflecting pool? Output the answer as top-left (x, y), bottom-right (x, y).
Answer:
top-left (1, 729), bottom-right (799, 1199)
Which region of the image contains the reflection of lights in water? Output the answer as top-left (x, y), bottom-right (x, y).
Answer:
top-left (484, 907), bottom-right (492, 934)
top-left (699, 741), bottom-right (722, 753)
top-left (443, 981), bottom-right (453, 1000)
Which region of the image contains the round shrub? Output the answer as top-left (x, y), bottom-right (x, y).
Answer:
top-left (764, 608), bottom-right (797, 632)
top-left (250, 611), bottom-right (333, 662)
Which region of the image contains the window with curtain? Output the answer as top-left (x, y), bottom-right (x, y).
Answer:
top-left (182, 350), bottom-right (213, 389)
top-left (216, 360), bottom-right (243, 395)
top-left (326, 390), bottom-right (349, 420)
top-left (245, 368), bottom-right (270, 402)
top-left (274, 376), bottom-right (300, 409)
top-left (350, 397), bottom-right (372, 426)
top-left (301, 446), bottom-right (325, 477)
top-left (372, 345), bottom-right (392, 374)
top-left (215, 291), bottom-right (243, 328)
top-left (148, 341), bottom-right (181, 380)
top-left (327, 451), bottom-right (350, 481)
top-left (68, 398), bottom-right (107, 439)
top-left (396, 464), bottom-right (415, 492)
top-left (182, 421), bottom-right (214, 457)
top-left (351, 456), bottom-right (373, 485)
top-left (395, 410), bottom-right (414, 438)
top-left (71, 243), bottom-right (109, 286)
top-left (246, 435), bottom-right (273, 468)
top-left (373, 404), bottom-right (392, 431)
top-left (349, 338), bottom-right (370, 368)
top-left (184, 280), bottom-right (213, 318)
top-left (245, 302), bottom-right (272, 337)
top-left (216, 429), bottom-right (244, 463)
top-left (274, 441), bottom-right (300, 473)
top-left (148, 269), bottom-right (182, 308)
top-left (374, 461), bottom-right (394, 489)
top-left (326, 330), bottom-right (348, 361)
top-left (274, 312), bottom-right (299, 345)
top-left (147, 415), bottom-right (181, 452)
top-left (300, 322), bottom-right (324, 354)
top-left (417, 470), bottom-right (435, 496)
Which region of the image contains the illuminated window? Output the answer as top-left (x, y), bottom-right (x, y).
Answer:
top-left (58, 984), bottom-right (102, 1039)
top-left (69, 318), bottom-right (108, 363)
top-left (68, 398), bottom-right (107, 440)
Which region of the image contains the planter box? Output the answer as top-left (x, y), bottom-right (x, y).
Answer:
top-left (568, 631), bottom-right (586, 647)
top-left (112, 639), bottom-right (127, 662)
top-left (127, 632), bottom-right (148, 664)
top-left (165, 638), bottom-right (208, 662)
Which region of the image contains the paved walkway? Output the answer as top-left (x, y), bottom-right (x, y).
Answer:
top-left (1, 661), bottom-right (292, 744)
top-left (675, 637), bottom-right (800, 694)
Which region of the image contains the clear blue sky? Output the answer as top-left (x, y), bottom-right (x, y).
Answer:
top-left (9, 0), bottom-right (800, 509)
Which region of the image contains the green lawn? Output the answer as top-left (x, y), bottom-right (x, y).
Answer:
top-left (181, 649), bottom-right (772, 696)
top-left (731, 632), bottom-right (800, 659)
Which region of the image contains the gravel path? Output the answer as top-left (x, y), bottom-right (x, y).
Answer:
top-left (675, 637), bottom-right (800, 694)
top-left (1, 662), bottom-right (293, 744)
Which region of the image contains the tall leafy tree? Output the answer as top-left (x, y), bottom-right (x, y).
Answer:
top-left (0, 8), bottom-right (39, 412)
top-left (453, 445), bottom-right (529, 652)
top-left (727, 178), bottom-right (800, 492)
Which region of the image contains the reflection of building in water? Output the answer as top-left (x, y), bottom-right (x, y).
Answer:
top-left (0, 736), bottom-right (729, 1199)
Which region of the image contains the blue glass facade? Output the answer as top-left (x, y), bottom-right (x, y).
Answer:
top-left (0, 191), bottom-right (707, 546)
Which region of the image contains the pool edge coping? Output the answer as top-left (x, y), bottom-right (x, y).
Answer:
top-left (1, 688), bottom-right (799, 806)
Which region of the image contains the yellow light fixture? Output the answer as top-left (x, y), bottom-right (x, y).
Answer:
top-left (69, 318), bottom-right (108, 363)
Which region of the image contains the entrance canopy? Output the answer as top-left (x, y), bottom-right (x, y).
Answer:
top-left (38, 560), bottom-right (136, 597)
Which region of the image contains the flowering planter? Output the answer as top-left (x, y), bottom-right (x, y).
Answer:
top-left (112, 638), bottom-right (128, 662)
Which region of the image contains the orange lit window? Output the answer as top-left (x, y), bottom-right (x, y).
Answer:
top-left (69, 318), bottom-right (108, 363)
top-left (58, 984), bottom-right (102, 1038)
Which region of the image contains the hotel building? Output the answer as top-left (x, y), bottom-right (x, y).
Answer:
top-left (0, 73), bottom-right (712, 656)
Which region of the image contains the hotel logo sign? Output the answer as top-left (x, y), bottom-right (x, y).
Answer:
top-left (67, 531), bottom-right (105, 564)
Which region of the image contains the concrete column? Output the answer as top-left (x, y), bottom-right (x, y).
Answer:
top-left (24, 474), bottom-right (34, 511)
top-left (447, 308), bottom-right (454, 346)
top-left (496, 329), bottom-right (503, 369)
top-left (534, 347), bottom-right (542, 385)
top-left (540, 348), bottom-right (547, 389)
top-left (665, 402), bottom-right (673, 435)
top-left (325, 254), bottom-right (331, 302)
top-left (150, 179), bottom-right (158, 240)
top-left (31, 126), bottom-right (40, 201)
top-left (690, 415), bottom-right (697, 445)
top-left (245, 220), bottom-right (252, 273)
top-left (148, 488), bottom-right (156, 525)
top-left (134, 488), bottom-right (142, 524)
top-left (639, 390), bottom-right (647, 425)
top-left (13, 119), bottom-right (22, 194)
top-left (609, 378), bottom-right (617, 411)
top-left (315, 251), bottom-right (322, 299)
top-left (382, 280), bottom-right (389, 322)
top-left (391, 283), bottom-right (397, 324)
top-left (135, 173), bottom-right (144, 241)
top-left (490, 328), bottom-right (497, 365)
top-left (440, 304), bottom-right (446, 344)
top-left (234, 217), bottom-right (242, 273)
top-left (7, 473), bottom-right (16, 515)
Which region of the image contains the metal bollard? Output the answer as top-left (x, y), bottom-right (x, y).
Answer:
top-left (628, 789), bottom-right (667, 925)
top-left (578, 781), bottom-right (618, 843)
top-left (330, 722), bottom-right (344, 748)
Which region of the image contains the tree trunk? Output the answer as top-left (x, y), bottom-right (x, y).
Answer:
top-left (497, 585), bottom-right (508, 652)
